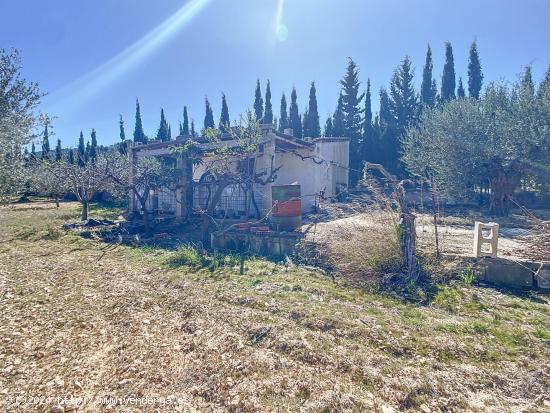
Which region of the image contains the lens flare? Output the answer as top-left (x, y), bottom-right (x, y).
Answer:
top-left (275, 0), bottom-right (288, 42)
top-left (48, 0), bottom-right (214, 108)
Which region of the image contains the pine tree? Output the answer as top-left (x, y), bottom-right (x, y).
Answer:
top-left (324, 116), bottom-right (333, 137)
top-left (203, 98), bottom-right (215, 130)
top-left (289, 86), bottom-right (302, 137)
top-left (278, 93), bottom-right (289, 132)
top-left (77, 131), bottom-right (86, 167)
top-left (441, 41), bottom-right (456, 101)
top-left (264, 81), bottom-right (273, 124)
top-left (41, 124), bottom-right (50, 160)
top-left (67, 148), bottom-right (75, 165)
top-left (133, 98), bottom-right (146, 143)
top-left (54, 139), bottom-right (62, 161)
top-left (304, 82), bottom-right (321, 137)
top-left (182, 106), bottom-right (190, 136)
top-left (378, 87), bottom-right (397, 169)
top-left (520, 65), bottom-right (535, 98)
top-left (420, 45), bottom-right (436, 106)
top-left (332, 92), bottom-right (345, 137)
top-left (253, 79), bottom-right (263, 121)
top-left (156, 108), bottom-right (169, 141)
top-left (538, 64), bottom-right (550, 98)
top-left (90, 128), bottom-right (98, 163)
top-left (340, 58), bottom-right (364, 184)
top-left (468, 41), bottom-right (483, 98)
top-left (219, 93), bottom-right (230, 131)
top-left (457, 77), bottom-right (466, 98)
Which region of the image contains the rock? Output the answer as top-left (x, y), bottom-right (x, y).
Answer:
top-left (420, 404), bottom-right (431, 413)
top-left (381, 406), bottom-right (395, 413)
top-left (51, 405), bottom-right (64, 413)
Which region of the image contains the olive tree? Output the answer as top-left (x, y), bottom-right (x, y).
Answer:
top-left (402, 68), bottom-right (550, 216)
top-left (0, 49), bottom-right (43, 203)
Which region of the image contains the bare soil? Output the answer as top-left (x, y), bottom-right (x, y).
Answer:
top-left (1, 202), bottom-right (549, 412)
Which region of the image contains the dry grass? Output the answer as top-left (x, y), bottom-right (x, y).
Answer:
top-left (0, 201), bottom-right (549, 412)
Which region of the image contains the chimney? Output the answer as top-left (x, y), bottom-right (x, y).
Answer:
top-left (284, 128), bottom-right (293, 136)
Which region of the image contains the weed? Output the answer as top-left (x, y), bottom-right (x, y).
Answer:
top-left (167, 244), bottom-right (206, 269)
top-left (460, 269), bottom-right (476, 286)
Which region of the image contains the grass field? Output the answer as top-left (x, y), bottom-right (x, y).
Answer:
top-left (0, 201), bottom-right (549, 412)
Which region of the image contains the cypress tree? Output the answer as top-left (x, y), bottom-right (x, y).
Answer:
top-left (55, 138), bottom-right (62, 161)
top-left (31, 142), bottom-right (36, 160)
top-left (362, 79), bottom-right (374, 161)
top-left (332, 92), bottom-right (345, 137)
top-left (441, 41), bottom-right (456, 101)
top-left (182, 106), bottom-right (190, 135)
top-left (431, 79), bottom-right (438, 104)
top-left (77, 131), bottom-right (86, 167)
top-left (68, 148), bottom-right (75, 165)
top-left (133, 98), bottom-right (146, 143)
top-left (324, 116), bottom-right (333, 137)
top-left (168, 124), bottom-right (172, 140)
top-left (204, 97), bottom-right (215, 129)
top-left (420, 45), bottom-right (436, 106)
top-left (305, 82), bottom-right (321, 137)
top-left (119, 115), bottom-right (127, 155)
top-left (90, 128), bottom-right (98, 163)
top-left (41, 124), bottom-right (50, 160)
top-left (264, 80), bottom-right (273, 124)
top-left (538, 64), bottom-right (550, 98)
top-left (468, 41), bottom-right (483, 98)
top-left (278, 93), bottom-right (289, 132)
top-left (191, 120), bottom-right (196, 137)
top-left (253, 79), bottom-right (263, 121)
top-left (302, 108), bottom-right (309, 136)
top-left (156, 108), bottom-right (169, 141)
top-left (289, 86), bottom-right (302, 137)
top-left (179, 121), bottom-right (183, 136)
top-left (84, 141), bottom-right (91, 163)
top-left (457, 77), bottom-right (466, 98)
top-left (219, 93), bottom-right (230, 130)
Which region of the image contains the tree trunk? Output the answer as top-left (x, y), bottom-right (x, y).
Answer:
top-left (400, 211), bottom-right (417, 280)
top-left (429, 185), bottom-right (440, 259)
top-left (488, 162), bottom-right (520, 217)
top-left (54, 195), bottom-right (60, 208)
top-left (201, 182), bottom-right (227, 246)
top-left (81, 200), bottom-right (88, 221)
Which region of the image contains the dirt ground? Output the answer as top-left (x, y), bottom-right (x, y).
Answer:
top-left (1, 202), bottom-right (549, 412)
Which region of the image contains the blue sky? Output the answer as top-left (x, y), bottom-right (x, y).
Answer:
top-left (2, 0), bottom-right (550, 148)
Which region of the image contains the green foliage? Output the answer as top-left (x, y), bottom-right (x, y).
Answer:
top-left (468, 41), bottom-right (483, 98)
top-left (457, 77), bottom-right (466, 98)
top-left (219, 93), bottom-right (230, 131)
top-left (289, 86), bottom-right (302, 137)
top-left (41, 123), bottom-right (50, 160)
top-left (253, 79), bottom-right (263, 122)
top-left (156, 108), bottom-right (170, 141)
top-left (323, 115), bottom-right (333, 137)
top-left (182, 106), bottom-right (190, 136)
top-left (278, 93), bottom-right (288, 132)
top-left (263, 80), bottom-right (273, 124)
top-left (340, 58), bottom-right (364, 184)
top-left (77, 131), bottom-right (86, 167)
top-left (133, 98), bottom-right (147, 143)
top-left (167, 244), bottom-right (206, 268)
top-left (441, 42), bottom-right (456, 101)
top-left (55, 138), bottom-right (62, 161)
top-left (332, 92), bottom-right (345, 137)
top-left (90, 128), bottom-right (98, 162)
top-left (303, 81), bottom-right (320, 137)
top-left (403, 73), bottom-right (550, 215)
top-left (460, 269), bottom-right (475, 286)
top-left (420, 45), bottom-right (436, 107)
top-left (203, 97), bottom-right (215, 130)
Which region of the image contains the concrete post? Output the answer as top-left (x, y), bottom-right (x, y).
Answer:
top-left (473, 222), bottom-right (499, 258)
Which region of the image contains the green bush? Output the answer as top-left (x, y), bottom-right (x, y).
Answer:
top-left (167, 244), bottom-right (205, 268)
